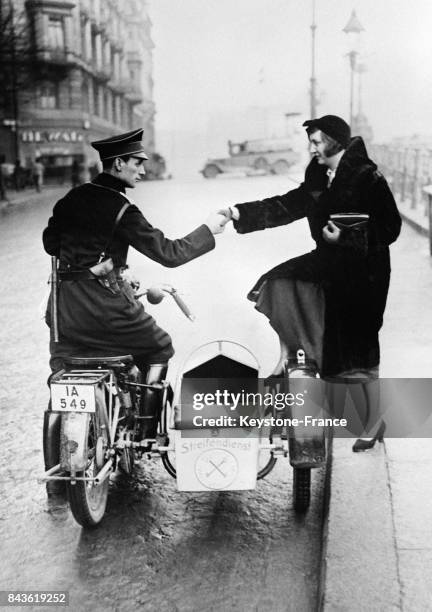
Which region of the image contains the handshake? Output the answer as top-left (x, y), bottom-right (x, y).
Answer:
top-left (205, 207), bottom-right (235, 235)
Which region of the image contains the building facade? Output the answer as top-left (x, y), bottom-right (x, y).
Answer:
top-left (1, 0), bottom-right (155, 182)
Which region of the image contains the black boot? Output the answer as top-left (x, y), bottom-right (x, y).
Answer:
top-left (138, 363), bottom-right (168, 442)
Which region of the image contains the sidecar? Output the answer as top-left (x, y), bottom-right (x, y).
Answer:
top-left (160, 340), bottom-right (276, 491)
top-left (159, 341), bottom-right (327, 511)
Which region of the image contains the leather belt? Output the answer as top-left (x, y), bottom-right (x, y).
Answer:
top-left (59, 266), bottom-right (124, 281)
top-left (59, 270), bottom-right (97, 281)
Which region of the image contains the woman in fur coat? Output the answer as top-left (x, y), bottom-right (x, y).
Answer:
top-left (221, 115), bottom-right (401, 380)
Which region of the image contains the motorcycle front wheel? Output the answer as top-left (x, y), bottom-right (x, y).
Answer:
top-left (67, 402), bottom-right (110, 528)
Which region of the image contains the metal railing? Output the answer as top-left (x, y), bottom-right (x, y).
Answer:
top-left (422, 185), bottom-right (432, 255)
top-left (370, 144), bottom-right (432, 254)
top-left (370, 144), bottom-right (432, 214)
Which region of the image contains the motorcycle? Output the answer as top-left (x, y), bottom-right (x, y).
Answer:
top-left (40, 285), bottom-right (328, 528)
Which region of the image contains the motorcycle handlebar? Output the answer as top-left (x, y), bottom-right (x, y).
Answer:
top-left (135, 285), bottom-right (195, 321)
top-left (167, 288), bottom-right (195, 321)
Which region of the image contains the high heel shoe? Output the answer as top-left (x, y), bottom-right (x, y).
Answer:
top-left (352, 421), bottom-right (386, 452)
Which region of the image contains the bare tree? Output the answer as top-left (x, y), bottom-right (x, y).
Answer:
top-left (0, 1), bottom-right (36, 119)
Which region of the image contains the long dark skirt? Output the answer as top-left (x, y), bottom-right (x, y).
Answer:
top-left (252, 278), bottom-right (325, 370)
top-left (251, 278), bottom-right (382, 435)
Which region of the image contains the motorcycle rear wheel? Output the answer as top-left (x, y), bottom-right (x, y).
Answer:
top-left (67, 405), bottom-right (109, 528)
top-left (43, 402), bottom-right (67, 498)
top-left (43, 402), bottom-right (61, 469)
top-left (293, 467), bottom-right (311, 513)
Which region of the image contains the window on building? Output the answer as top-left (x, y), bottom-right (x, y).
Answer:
top-left (112, 94), bottom-right (117, 124)
top-left (93, 81), bottom-right (100, 116)
top-left (48, 16), bottom-right (65, 50)
top-left (119, 97), bottom-right (124, 126)
top-left (103, 89), bottom-right (111, 120)
top-left (81, 79), bottom-right (90, 113)
top-left (91, 34), bottom-right (96, 61)
top-left (80, 20), bottom-right (87, 58)
top-left (38, 82), bottom-right (59, 109)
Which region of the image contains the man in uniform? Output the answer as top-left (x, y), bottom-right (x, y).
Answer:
top-left (43, 128), bottom-right (226, 442)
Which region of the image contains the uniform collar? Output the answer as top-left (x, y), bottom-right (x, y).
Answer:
top-left (92, 172), bottom-right (127, 193)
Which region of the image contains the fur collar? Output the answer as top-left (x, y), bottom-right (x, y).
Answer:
top-left (304, 137), bottom-right (376, 193)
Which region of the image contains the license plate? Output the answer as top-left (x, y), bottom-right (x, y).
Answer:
top-left (51, 383), bottom-right (96, 413)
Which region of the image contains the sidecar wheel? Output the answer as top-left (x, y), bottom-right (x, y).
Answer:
top-left (293, 468), bottom-right (311, 513)
top-left (67, 408), bottom-right (109, 528)
top-left (257, 453), bottom-right (277, 479)
top-left (257, 431), bottom-right (277, 480)
top-left (159, 390), bottom-right (176, 479)
top-left (161, 451), bottom-right (176, 478)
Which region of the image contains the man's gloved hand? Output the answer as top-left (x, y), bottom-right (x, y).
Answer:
top-left (205, 212), bottom-right (230, 235)
top-left (322, 220), bottom-right (341, 244)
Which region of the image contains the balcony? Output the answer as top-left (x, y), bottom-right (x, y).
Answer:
top-left (109, 78), bottom-right (130, 94)
top-left (127, 50), bottom-right (143, 64)
top-left (110, 38), bottom-right (123, 53)
top-left (92, 63), bottom-right (112, 82)
top-left (26, 0), bottom-right (76, 12)
top-left (108, 78), bottom-right (144, 104)
top-left (139, 98), bottom-right (155, 118)
top-left (124, 84), bottom-right (143, 104)
top-left (36, 47), bottom-right (76, 67)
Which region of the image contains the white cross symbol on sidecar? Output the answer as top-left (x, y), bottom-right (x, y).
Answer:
top-left (206, 457), bottom-right (227, 478)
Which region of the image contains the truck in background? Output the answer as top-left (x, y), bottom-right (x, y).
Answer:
top-left (200, 138), bottom-right (301, 178)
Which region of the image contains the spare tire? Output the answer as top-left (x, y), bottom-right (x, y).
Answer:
top-left (272, 159), bottom-right (290, 175)
top-left (202, 164), bottom-right (220, 179)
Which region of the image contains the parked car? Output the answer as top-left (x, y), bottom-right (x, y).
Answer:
top-left (200, 138), bottom-right (301, 178)
top-left (143, 152), bottom-right (167, 180)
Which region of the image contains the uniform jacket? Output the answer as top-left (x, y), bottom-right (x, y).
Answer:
top-left (43, 172), bottom-right (215, 359)
top-left (233, 137), bottom-right (402, 376)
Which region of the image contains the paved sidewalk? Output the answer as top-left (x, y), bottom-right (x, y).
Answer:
top-left (397, 197), bottom-right (429, 239)
top-left (321, 222), bottom-right (432, 611)
top-left (0, 185), bottom-right (65, 213)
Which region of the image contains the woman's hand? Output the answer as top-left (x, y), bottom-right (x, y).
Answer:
top-left (218, 208), bottom-right (233, 220)
top-left (205, 212), bottom-right (230, 234)
top-left (218, 206), bottom-right (240, 221)
top-left (322, 220), bottom-right (341, 244)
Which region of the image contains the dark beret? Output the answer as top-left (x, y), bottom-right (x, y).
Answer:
top-left (303, 115), bottom-right (351, 148)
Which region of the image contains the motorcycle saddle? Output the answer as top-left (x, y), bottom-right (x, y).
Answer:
top-left (64, 355), bottom-right (134, 368)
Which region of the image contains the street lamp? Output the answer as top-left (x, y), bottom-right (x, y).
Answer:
top-left (356, 62), bottom-right (367, 117)
top-left (6, 0), bottom-right (20, 163)
top-left (343, 10), bottom-right (364, 126)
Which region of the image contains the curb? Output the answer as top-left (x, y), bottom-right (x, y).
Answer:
top-left (318, 432), bottom-right (333, 611)
top-left (320, 439), bottom-right (401, 611)
top-left (399, 210), bottom-right (428, 238)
